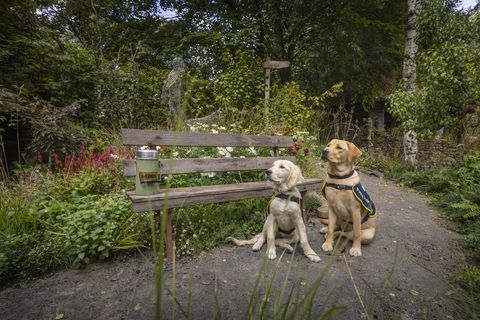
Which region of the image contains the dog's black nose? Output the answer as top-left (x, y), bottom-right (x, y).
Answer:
top-left (266, 169), bottom-right (272, 175)
top-left (321, 149), bottom-right (329, 160)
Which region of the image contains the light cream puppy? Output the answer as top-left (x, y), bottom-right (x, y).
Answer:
top-left (320, 139), bottom-right (377, 257)
top-left (228, 160), bottom-right (320, 262)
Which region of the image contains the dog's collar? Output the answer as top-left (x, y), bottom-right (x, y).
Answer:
top-left (327, 170), bottom-right (355, 180)
top-left (275, 193), bottom-right (301, 204)
top-left (324, 182), bottom-right (352, 191)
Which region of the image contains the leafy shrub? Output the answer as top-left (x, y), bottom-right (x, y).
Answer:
top-left (213, 50), bottom-right (263, 121)
top-left (95, 60), bottom-right (169, 129)
top-left (398, 151), bottom-right (480, 260)
top-left (0, 233), bottom-right (66, 282)
top-left (175, 198), bottom-right (267, 256)
top-left (58, 194), bottom-right (136, 267)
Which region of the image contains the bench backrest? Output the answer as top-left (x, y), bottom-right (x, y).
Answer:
top-left (121, 129), bottom-right (295, 177)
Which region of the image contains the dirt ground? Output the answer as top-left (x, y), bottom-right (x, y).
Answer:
top-left (0, 173), bottom-right (467, 319)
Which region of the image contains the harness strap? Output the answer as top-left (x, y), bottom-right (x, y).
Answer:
top-left (324, 183), bottom-right (352, 191)
top-left (275, 193), bottom-right (301, 203)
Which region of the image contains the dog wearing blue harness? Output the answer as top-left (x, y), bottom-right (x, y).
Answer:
top-left (320, 139), bottom-right (378, 257)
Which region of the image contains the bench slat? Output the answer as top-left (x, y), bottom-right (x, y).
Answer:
top-left (127, 178), bottom-right (323, 212)
top-left (123, 156), bottom-right (296, 176)
top-left (122, 129), bottom-right (293, 147)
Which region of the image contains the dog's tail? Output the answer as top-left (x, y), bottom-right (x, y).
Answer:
top-left (226, 233), bottom-right (262, 246)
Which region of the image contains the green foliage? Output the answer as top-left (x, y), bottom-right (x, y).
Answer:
top-left (183, 76), bottom-right (216, 119)
top-left (304, 192), bottom-right (322, 213)
top-left (389, 0), bottom-right (480, 139)
top-left (213, 50), bottom-right (263, 120)
top-left (94, 60), bottom-right (169, 129)
top-left (0, 233), bottom-right (66, 280)
top-left (397, 151), bottom-right (480, 259)
top-left (175, 199), bottom-right (267, 256)
top-left (269, 83), bottom-right (311, 132)
top-left (0, 168), bottom-right (145, 280)
top-left (57, 194), bottom-right (137, 267)
top-left (451, 264), bottom-right (480, 319)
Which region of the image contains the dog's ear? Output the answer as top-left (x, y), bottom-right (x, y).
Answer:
top-left (286, 163), bottom-right (304, 190)
top-left (347, 142), bottom-right (362, 162)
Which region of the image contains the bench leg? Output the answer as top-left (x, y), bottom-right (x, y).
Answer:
top-left (154, 209), bottom-right (175, 264)
top-left (300, 191), bottom-right (307, 222)
top-left (166, 209), bottom-right (174, 264)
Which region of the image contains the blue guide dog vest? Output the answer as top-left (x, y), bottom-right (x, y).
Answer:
top-left (322, 182), bottom-right (377, 221)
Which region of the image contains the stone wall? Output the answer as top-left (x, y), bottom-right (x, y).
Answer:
top-left (356, 127), bottom-right (464, 168)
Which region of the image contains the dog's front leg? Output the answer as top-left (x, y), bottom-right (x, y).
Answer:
top-left (349, 209), bottom-right (362, 256)
top-left (322, 207), bottom-right (337, 252)
top-left (293, 216), bottom-right (320, 262)
top-left (265, 215), bottom-right (277, 260)
top-left (252, 217), bottom-right (269, 252)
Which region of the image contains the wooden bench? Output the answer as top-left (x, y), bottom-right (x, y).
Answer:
top-left (121, 129), bottom-right (323, 262)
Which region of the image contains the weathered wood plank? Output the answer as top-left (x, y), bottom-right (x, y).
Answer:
top-left (121, 129), bottom-right (293, 147)
top-left (123, 156), bottom-right (296, 176)
top-left (128, 178), bottom-right (323, 212)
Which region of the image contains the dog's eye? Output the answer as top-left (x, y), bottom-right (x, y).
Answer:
top-left (336, 146), bottom-right (343, 150)
top-left (279, 165), bottom-right (285, 169)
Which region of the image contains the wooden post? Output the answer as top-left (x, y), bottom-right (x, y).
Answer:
top-left (272, 146), bottom-right (279, 157)
top-left (154, 209), bottom-right (174, 264)
top-left (265, 68), bottom-right (271, 114)
top-left (166, 209), bottom-right (174, 264)
top-left (263, 59), bottom-right (290, 116)
top-left (300, 191), bottom-right (307, 221)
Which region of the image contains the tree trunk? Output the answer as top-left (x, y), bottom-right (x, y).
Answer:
top-left (402, 0), bottom-right (419, 168)
top-left (403, 0), bottom-right (418, 91)
top-left (271, 0), bottom-right (292, 84)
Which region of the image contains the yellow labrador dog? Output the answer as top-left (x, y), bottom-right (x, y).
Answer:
top-left (320, 139), bottom-right (378, 257)
top-left (228, 160), bottom-right (320, 262)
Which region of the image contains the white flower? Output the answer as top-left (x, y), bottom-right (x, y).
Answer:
top-left (156, 146), bottom-right (161, 151)
top-left (239, 156), bottom-right (245, 158)
top-left (211, 124), bottom-right (218, 128)
top-left (219, 126), bottom-right (227, 131)
top-left (248, 147), bottom-right (257, 155)
top-left (110, 153), bottom-right (119, 159)
top-left (200, 172), bottom-right (216, 177)
top-left (140, 145), bottom-right (149, 150)
top-left (217, 147), bottom-right (231, 157)
top-left (211, 129), bottom-right (218, 134)
top-left (269, 150), bottom-right (274, 156)
top-left (226, 147), bottom-right (234, 152)
top-left (172, 151), bottom-right (179, 157)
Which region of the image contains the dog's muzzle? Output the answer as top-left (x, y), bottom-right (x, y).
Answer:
top-left (321, 149), bottom-right (329, 161)
top-left (266, 169), bottom-right (273, 181)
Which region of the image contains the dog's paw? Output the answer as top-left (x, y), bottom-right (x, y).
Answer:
top-left (322, 241), bottom-right (333, 252)
top-left (349, 247), bottom-right (362, 257)
top-left (319, 226), bottom-right (328, 234)
top-left (307, 254), bottom-right (321, 263)
top-left (252, 241), bottom-right (263, 252)
top-left (266, 249), bottom-right (277, 260)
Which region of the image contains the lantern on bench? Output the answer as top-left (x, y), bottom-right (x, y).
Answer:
top-left (135, 149), bottom-right (160, 196)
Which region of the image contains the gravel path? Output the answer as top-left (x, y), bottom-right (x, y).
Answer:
top-left (0, 173), bottom-right (467, 319)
